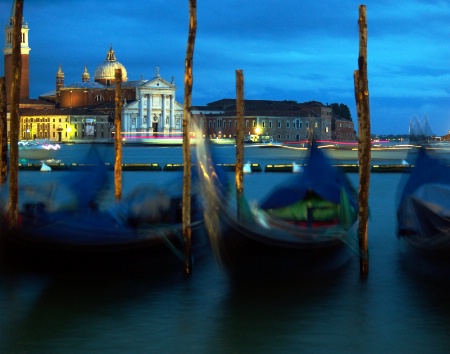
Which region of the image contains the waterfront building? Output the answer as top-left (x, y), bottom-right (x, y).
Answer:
top-left (45, 49), bottom-right (184, 140)
top-left (19, 107), bottom-right (109, 142)
top-left (333, 115), bottom-right (356, 141)
top-left (192, 99), bottom-right (354, 143)
top-left (121, 68), bottom-right (183, 138)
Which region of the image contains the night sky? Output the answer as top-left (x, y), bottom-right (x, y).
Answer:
top-left (1, 0), bottom-right (449, 135)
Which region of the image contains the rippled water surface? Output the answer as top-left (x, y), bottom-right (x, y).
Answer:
top-left (1, 144), bottom-right (450, 353)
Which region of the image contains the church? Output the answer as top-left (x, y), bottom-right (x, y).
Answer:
top-left (3, 1), bottom-right (184, 142)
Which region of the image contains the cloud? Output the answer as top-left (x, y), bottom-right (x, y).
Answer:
top-left (1, 0), bottom-right (449, 135)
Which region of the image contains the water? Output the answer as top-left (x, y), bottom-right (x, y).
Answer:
top-left (1, 144), bottom-right (450, 353)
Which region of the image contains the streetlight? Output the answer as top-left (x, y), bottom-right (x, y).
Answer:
top-left (66, 126), bottom-right (72, 141)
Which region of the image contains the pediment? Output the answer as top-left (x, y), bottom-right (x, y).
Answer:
top-left (141, 77), bottom-right (176, 90)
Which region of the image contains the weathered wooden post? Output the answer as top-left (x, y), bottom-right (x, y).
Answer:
top-left (114, 68), bottom-right (123, 201)
top-left (354, 4), bottom-right (371, 277)
top-left (182, 0), bottom-right (197, 275)
top-left (0, 77), bottom-right (7, 185)
top-left (8, 0), bottom-right (24, 229)
top-left (235, 70), bottom-right (244, 219)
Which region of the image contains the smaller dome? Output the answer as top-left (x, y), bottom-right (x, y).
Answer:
top-left (94, 46), bottom-right (128, 84)
top-left (81, 65), bottom-right (90, 82)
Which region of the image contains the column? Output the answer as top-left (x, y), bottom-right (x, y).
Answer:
top-left (138, 92), bottom-right (143, 131)
top-left (162, 94), bottom-right (168, 134)
top-left (123, 112), bottom-right (128, 132)
top-left (147, 94), bottom-right (153, 134)
top-left (169, 95), bottom-right (175, 133)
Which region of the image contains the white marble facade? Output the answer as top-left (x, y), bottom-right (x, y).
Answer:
top-left (122, 72), bottom-right (183, 136)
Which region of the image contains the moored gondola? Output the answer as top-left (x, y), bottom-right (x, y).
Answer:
top-left (195, 138), bottom-right (359, 281)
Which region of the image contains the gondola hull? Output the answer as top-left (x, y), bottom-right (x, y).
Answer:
top-left (196, 137), bottom-right (358, 281)
top-left (0, 212), bottom-right (208, 274)
top-left (397, 147), bottom-right (450, 278)
top-left (209, 205), bottom-right (357, 280)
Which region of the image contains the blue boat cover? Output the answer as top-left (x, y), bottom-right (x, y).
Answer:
top-left (399, 147), bottom-right (450, 205)
top-left (259, 141), bottom-right (358, 210)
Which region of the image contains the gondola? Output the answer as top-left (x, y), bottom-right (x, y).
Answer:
top-left (0, 148), bottom-right (207, 274)
top-left (397, 146), bottom-right (450, 260)
top-left (195, 138), bottom-right (359, 280)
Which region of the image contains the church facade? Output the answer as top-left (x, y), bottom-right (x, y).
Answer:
top-left (43, 47), bottom-right (184, 142)
top-left (121, 72), bottom-right (184, 140)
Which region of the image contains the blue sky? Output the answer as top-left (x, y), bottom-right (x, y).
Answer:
top-left (1, 0), bottom-right (449, 135)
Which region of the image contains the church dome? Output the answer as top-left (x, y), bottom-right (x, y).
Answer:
top-left (94, 46), bottom-right (128, 85)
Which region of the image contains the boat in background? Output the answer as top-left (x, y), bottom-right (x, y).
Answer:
top-left (18, 140), bottom-right (61, 160)
top-left (397, 147), bottom-right (450, 272)
top-left (121, 131), bottom-right (194, 146)
top-left (195, 138), bottom-right (359, 281)
top-left (396, 115), bottom-right (450, 277)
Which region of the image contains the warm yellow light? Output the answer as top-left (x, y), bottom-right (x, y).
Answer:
top-left (255, 126), bottom-right (261, 135)
top-left (66, 126), bottom-right (72, 133)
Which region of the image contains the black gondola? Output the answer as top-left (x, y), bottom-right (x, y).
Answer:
top-left (195, 138), bottom-right (359, 281)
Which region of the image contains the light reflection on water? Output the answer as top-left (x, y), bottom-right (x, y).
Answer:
top-left (1, 145), bottom-right (450, 353)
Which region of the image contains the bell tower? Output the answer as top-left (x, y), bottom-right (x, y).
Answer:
top-left (3, 0), bottom-right (31, 103)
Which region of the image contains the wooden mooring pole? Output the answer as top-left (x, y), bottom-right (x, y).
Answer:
top-left (8, 0), bottom-right (24, 229)
top-left (0, 77), bottom-right (7, 185)
top-left (182, 0), bottom-right (197, 276)
top-left (235, 70), bottom-right (244, 218)
top-left (114, 68), bottom-right (123, 201)
top-left (354, 4), bottom-right (371, 277)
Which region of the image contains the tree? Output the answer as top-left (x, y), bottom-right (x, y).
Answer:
top-left (330, 103), bottom-right (352, 120)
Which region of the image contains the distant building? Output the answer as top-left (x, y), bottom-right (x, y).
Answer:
top-left (192, 99), bottom-right (355, 143)
top-left (332, 116), bottom-right (356, 141)
top-left (19, 107), bottom-right (109, 141)
top-left (39, 48), bottom-right (184, 141)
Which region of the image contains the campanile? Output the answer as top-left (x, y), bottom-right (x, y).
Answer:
top-left (3, 0), bottom-right (30, 103)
